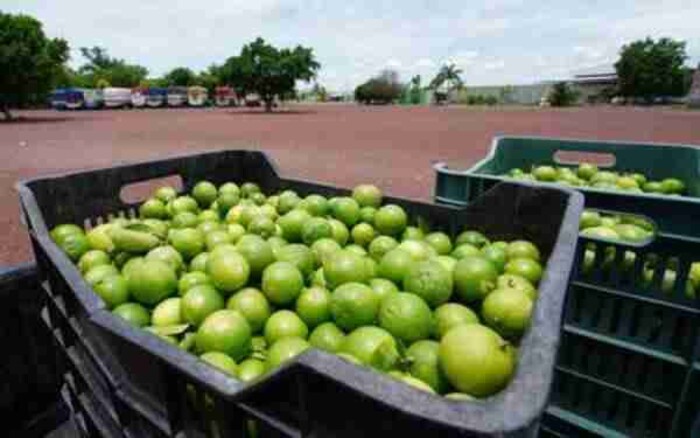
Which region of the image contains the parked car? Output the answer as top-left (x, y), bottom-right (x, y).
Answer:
top-left (167, 86), bottom-right (188, 107)
top-left (103, 87), bottom-right (132, 109)
top-left (50, 88), bottom-right (83, 110)
top-left (187, 86), bottom-right (208, 107)
top-left (215, 86), bottom-right (237, 107)
top-left (146, 88), bottom-right (167, 108)
top-left (82, 89), bottom-right (104, 109)
top-left (131, 87), bottom-right (147, 108)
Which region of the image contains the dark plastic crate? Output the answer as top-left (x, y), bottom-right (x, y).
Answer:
top-left (17, 150), bottom-right (583, 437)
top-left (433, 136), bottom-right (700, 437)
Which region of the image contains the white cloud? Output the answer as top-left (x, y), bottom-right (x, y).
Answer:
top-left (416, 58), bottom-right (435, 68)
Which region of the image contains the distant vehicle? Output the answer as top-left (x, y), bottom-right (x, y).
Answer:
top-left (131, 88), bottom-right (147, 108)
top-left (188, 86), bottom-right (208, 107)
top-left (146, 88), bottom-right (167, 108)
top-left (244, 93), bottom-right (262, 107)
top-left (50, 88), bottom-right (83, 110)
top-left (83, 89), bottom-right (104, 109)
top-left (103, 87), bottom-right (132, 109)
top-left (215, 86), bottom-right (236, 107)
top-left (167, 86), bottom-right (188, 107)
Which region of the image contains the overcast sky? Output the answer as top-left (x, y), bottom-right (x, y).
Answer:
top-left (4, 0), bottom-right (700, 91)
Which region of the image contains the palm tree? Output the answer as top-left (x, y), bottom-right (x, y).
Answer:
top-left (430, 64), bottom-right (464, 104)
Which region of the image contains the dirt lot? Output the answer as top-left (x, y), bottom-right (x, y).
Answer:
top-left (2, 104), bottom-right (700, 265)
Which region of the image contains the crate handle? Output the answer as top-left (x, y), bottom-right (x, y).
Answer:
top-left (119, 174), bottom-right (184, 204)
top-left (553, 150), bottom-right (616, 167)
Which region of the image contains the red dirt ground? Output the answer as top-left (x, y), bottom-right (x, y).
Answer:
top-left (2, 104), bottom-right (700, 265)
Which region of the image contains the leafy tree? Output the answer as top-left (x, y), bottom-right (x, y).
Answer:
top-left (220, 38), bottom-right (320, 111)
top-left (615, 37), bottom-right (688, 102)
top-left (164, 67), bottom-right (196, 86)
top-left (408, 75), bottom-right (423, 104)
top-left (197, 65), bottom-right (222, 94)
top-left (548, 82), bottom-right (579, 107)
top-left (430, 64), bottom-right (463, 104)
top-left (355, 70), bottom-right (403, 104)
top-left (76, 46), bottom-right (148, 88)
top-left (0, 12), bottom-right (69, 119)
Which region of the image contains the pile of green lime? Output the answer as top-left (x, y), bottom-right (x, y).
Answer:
top-left (51, 181), bottom-right (545, 399)
top-left (504, 162), bottom-right (687, 196)
top-left (577, 209), bottom-right (699, 298)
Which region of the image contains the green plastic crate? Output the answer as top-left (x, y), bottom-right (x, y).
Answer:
top-left (433, 136), bottom-right (700, 437)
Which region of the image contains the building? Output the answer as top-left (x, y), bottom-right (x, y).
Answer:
top-left (571, 65), bottom-right (618, 103)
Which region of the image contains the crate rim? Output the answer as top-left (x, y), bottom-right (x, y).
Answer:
top-left (17, 149), bottom-right (584, 434)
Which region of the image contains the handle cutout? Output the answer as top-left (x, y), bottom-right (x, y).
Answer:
top-left (554, 150), bottom-right (616, 167)
top-left (120, 175), bottom-right (184, 204)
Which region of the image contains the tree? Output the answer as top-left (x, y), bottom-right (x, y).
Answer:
top-left (408, 75), bottom-right (423, 104)
top-left (197, 65), bottom-right (222, 95)
top-left (615, 37), bottom-right (688, 102)
top-left (164, 67), bottom-right (196, 86)
top-left (0, 13), bottom-right (69, 119)
top-left (219, 38), bottom-right (320, 111)
top-left (429, 64), bottom-right (464, 104)
top-left (354, 70), bottom-right (403, 104)
top-left (76, 46), bottom-right (148, 88)
top-left (548, 82), bottom-right (579, 107)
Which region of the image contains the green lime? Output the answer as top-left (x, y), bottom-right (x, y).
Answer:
top-left (205, 230), bottom-right (233, 251)
top-left (661, 178), bottom-right (685, 194)
top-left (155, 186), bottom-right (178, 203)
top-left (93, 274), bottom-right (130, 309)
top-left (139, 198), bottom-right (167, 219)
top-left (328, 218), bottom-right (350, 245)
top-left (369, 278), bottom-right (399, 303)
top-left (308, 322), bottom-right (345, 353)
top-left (59, 232), bottom-right (90, 261)
top-left (439, 324), bottom-right (515, 397)
top-left (172, 212), bottom-right (199, 229)
top-left (406, 340), bottom-right (450, 394)
top-left (126, 259), bottom-right (177, 305)
top-left (238, 206), bottom-right (263, 228)
top-left (196, 310), bottom-right (251, 360)
top-left (206, 251), bottom-right (250, 294)
top-left (344, 244), bottom-right (367, 257)
top-left (192, 181), bottom-right (218, 208)
top-left (295, 287), bottom-right (332, 328)
top-left (453, 256), bottom-right (498, 303)
top-left (182, 285), bottom-right (225, 326)
top-left (580, 210), bottom-right (602, 229)
top-left (352, 184), bottom-right (382, 208)
top-left (368, 236), bottom-right (399, 261)
top-left (451, 244), bottom-right (481, 259)
top-left (266, 337), bottom-right (310, 370)
top-left (374, 205), bottom-right (408, 236)
top-left (189, 252), bottom-right (209, 273)
top-left (51, 224), bottom-right (84, 244)
top-left (481, 245), bottom-right (508, 273)
top-left (533, 165), bottom-right (558, 182)
top-left (482, 288), bottom-right (533, 339)
top-left (121, 257), bottom-right (143, 278)
top-left (378, 248), bottom-right (415, 284)
top-left (506, 240), bottom-right (540, 262)
top-left (275, 244), bottom-right (315, 276)
top-left (310, 238), bottom-right (342, 266)
top-left (267, 236), bottom-right (287, 254)
top-left (78, 250), bottom-right (111, 274)
top-left (113, 302), bottom-right (151, 327)
top-left (402, 226), bottom-right (424, 241)
top-left (240, 182), bottom-right (261, 198)
top-left (456, 230), bottom-right (489, 248)
top-left (504, 258), bottom-right (543, 285)
top-left (403, 259), bottom-right (453, 307)
top-left (277, 209), bottom-right (312, 242)
top-left (198, 209), bottom-right (220, 224)
top-left (341, 326), bottom-right (399, 371)
top-left (301, 217), bottom-right (333, 245)
top-left (331, 197), bottom-right (361, 227)
top-left (237, 358), bottom-right (266, 382)
top-left (397, 240), bottom-right (436, 261)
top-left (436, 256), bottom-right (457, 273)
top-left (378, 292), bottom-right (433, 343)
top-left (146, 245), bottom-right (184, 274)
top-left (216, 192), bottom-right (239, 217)
top-left (613, 224), bottom-right (650, 242)
top-left (85, 264), bottom-right (119, 286)
top-left (496, 274), bottom-right (537, 300)
top-left (168, 228), bottom-right (205, 260)
top-left (226, 223), bottom-right (246, 243)
top-left (247, 216), bottom-right (276, 238)
top-left (86, 224), bottom-right (115, 252)
top-left (170, 196), bottom-right (199, 215)
top-left (236, 235), bottom-right (275, 276)
top-left (218, 182), bottom-right (240, 197)
top-left (331, 282), bottom-right (380, 331)
top-left (277, 190), bottom-right (300, 214)
top-left (577, 163), bottom-right (598, 180)
top-left (151, 297), bottom-right (183, 326)
top-left (424, 232), bottom-right (453, 255)
top-left (351, 223), bottom-right (375, 247)
top-left (434, 303), bottom-right (479, 339)
top-left (261, 262), bottom-right (304, 306)
top-left (258, 204), bottom-right (277, 220)
top-left (643, 181), bottom-right (663, 193)
top-left (225, 204), bottom-right (245, 224)
top-left (323, 250), bottom-right (369, 289)
top-left (197, 221), bottom-right (222, 236)
top-left (360, 206), bottom-right (376, 224)
top-left (200, 351), bottom-right (238, 376)
top-left (264, 310), bottom-right (309, 344)
top-left (227, 288), bottom-right (271, 334)
top-left (364, 257), bottom-right (378, 278)
top-left (302, 194), bottom-right (329, 216)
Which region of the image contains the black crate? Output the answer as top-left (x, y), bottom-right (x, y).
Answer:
top-left (17, 150), bottom-right (583, 436)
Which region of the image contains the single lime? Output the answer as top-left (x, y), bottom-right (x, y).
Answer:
top-left (275, 244), bottom-right (315, 276)
top-left (140, 198), bottom-right (168, 219)
top-left (266, 338), bottom-right (310, 370)
top-left (402, 226), bottom-right (424, 241)
top-left (236, 234), bottom-right (275, 277)
top-left (424, 232), bottom-right (453, 255)
top-left (331, 197), bottom-right (361, 227)
top-left (295, 287), bottom-right (332, 328)
top-left (226, 287), bottom-right (271, 334)
top-left (261, 262), bottom-right (304, 306)
top-left (182, 285), bottom-right (225, 326)
top-left (433, 303), bottom-right (479, 339)
top-left (451, 244), bottom-right (481, 260)
top-left (196, 309), bottom-right (252, 360)
top-left (240, 182), bottom-right (261, 198)
top-left (369, 278), bottom-right (399, 303)
top-left (113, 302), bottom-right (151, 327)
top-left (351, 223), bottom-right (375, 247)
top-left (155, 186), bottom-right (178, 203)
top-left (93, 274), bottom-right (130, 309)
top-left (323, 250), bottom-right (369, 289)
top-left (302, 194), bottom-right (329, 216)
top-left (264, 310), bottom-right (309, 344)
top-left (170, 196), bottom-right (199, 215)
top-left (277, 209), bottom-right (312, 242)
top-left (79, 250), bottom-right (111, 273)
top-left (352, 184), bottom-right (382, 208)
top-left (189, 252), bottom-right (209, 273)
top-left (496, 274), bottom-right (537, 300)
top-left (308, 322), bottom-right (345, 353)
top-left (436, 255), bottom-right (457, 274)
top-left (171, 212), bottom-right (199, 229)
top-left (151, 297), bottom-right (183, 326)
top-left (169, 228), bottom-right (205, 260)
top-left (481, 245), bottom-right (508, 273)
top-left (59, 232), bottom-right (90, 261)
top-left (506, 240), bottom-right (540, 262)
top-left (403, 259), bottom-right (453, 307)
top-left (341, 326), bottom-right (399, 371)
top-left (374, 205), bottom-right (408, 236)
top-left (200, 351), bottom-right (238, 377)
top-left (192, 181), bottom-right (218, 208)
top-left (359, 206), bottom-right (376, 224)
top-left (126, 259), bottom-right (177, 305)
top-left (310, 238), bottom-right (342, 266)
top-left (378, 248), bottom-right (415, 284)
top-left (328, 218), bottom-right (350, 245)
top-left (482, 288), bottom-right (533, 339)
top-left (453, 256), bottom-right (498, 303)
top-left (247, 215), bottom-right (277, 238)
top-left (237, 358), bottom-right (266, 382)
top-left (378, 292), bottom-right (433, 343)
top-left (146, 245), bottom-right (184, 274)
top-left (331, 282), bottom-right (380, 331)
top-left (455, 230), bottom-right (489, 248)
top-left (504, 258), bottom-right (543, 285)
top-left (406, 340), bottom-right (450, 394)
